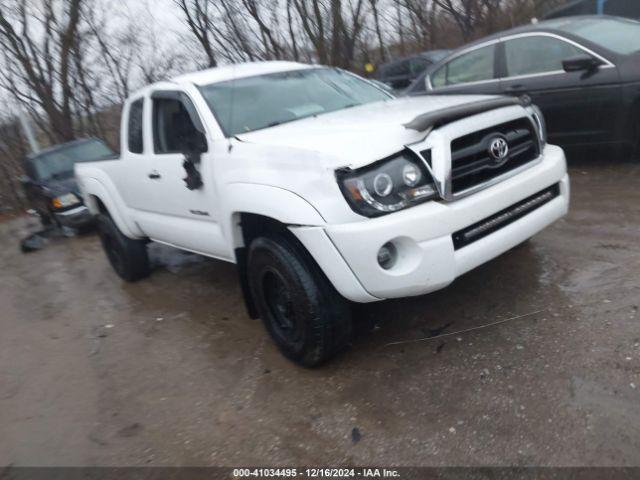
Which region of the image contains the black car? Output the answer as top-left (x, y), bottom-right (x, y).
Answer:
top-left (376, 50), bottom-right (451, 91)
top-left (406, 16), bottom-right (640, 154)
top-left (21, 138), bottom-right (116, 229)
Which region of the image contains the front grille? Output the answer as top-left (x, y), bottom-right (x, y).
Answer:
top-left (452, 184), bottom-right (560, 250)
top-left (450, 117), bottom-right (539, 194)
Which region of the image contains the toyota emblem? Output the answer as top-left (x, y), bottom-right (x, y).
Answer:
top-left (489, 137), bottom-right (509, 162)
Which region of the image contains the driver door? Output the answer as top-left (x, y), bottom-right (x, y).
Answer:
top-left (498, 34), bottom-right (622, 146)
top-left (135, 89), bottom-right (228, 258)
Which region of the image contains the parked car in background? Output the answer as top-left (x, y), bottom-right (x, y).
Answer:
top-left (376, 50), bottom-right (450, 91)
top-left (406, 16), bottom-right (640, 155)
top-left (21, 138), bottom-right (116, 229)
top-left (544, 0), bottom-right (640, 20)
top-left (76, 61), bottom-right (569, 366)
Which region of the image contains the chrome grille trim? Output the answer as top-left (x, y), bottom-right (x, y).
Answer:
top-left (406, 112), bottom-right (542, 202)
top-left (450, 117), bottom-right (541, 196)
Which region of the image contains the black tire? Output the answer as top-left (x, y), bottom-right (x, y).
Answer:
top-left (247, 234), bottom-right (352, 367)
top-left (97, 213), bottom-right (150, 282)
top-left (633, 114), bottom-right (640, 161)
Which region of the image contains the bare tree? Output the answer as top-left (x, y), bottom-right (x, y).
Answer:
top-left (175, 0), bottom-right (218, 67)
top-left (85, 7), bottom-right (138, 104)
top-left (368, 0), bottom-right (386, 62)
top-left (433, 0), bottom-right (484, 41)
top-left (401, 0), bottom-right (440, 49)
top-left (0, 0), bottom-right (84, 143)
top-left (0, 117), bottom-right (28, 212)
top-left (289, 0), bottom-right (368, 68)
top-left (241, 0), bottom-right (286, 59)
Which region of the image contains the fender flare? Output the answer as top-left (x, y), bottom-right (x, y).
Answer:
top-left (223, 183), bottom-right (326, 249)
top-left (81, 177), bottom-right (144, 239)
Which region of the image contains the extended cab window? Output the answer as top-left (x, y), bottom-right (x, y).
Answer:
top-left (431, 45), bottom-right (495, 88)
top-left (505, 35), bottom-right (583, 77)
top-left (153, 96), bottom-right (206, 154)
top-left (127, 99), bottom-right (144, 154)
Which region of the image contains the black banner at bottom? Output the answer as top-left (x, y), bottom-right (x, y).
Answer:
top-left (2, 467), bottom-right (640, 480)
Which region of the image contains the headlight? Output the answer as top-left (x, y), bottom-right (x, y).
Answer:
top-left (52, 193), bottom-right (81, 209)
top-left (528, 105), bottom-right (547, 148)
top-left (337, 151), bottom-right (438, 217)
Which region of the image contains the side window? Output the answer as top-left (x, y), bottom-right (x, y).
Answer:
top-left (431, 45), bottom-right (495, 88)
top-left (505, 36), bottom-right (583, 77)
top-left (127, 99), bottom-right (144, 154)
top-left (153, 96), bottom-right (207, 154)
top-left (431, 67), bottom-right (447, 88)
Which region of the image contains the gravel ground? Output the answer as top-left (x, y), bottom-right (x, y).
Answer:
top-left (1, 162), bottom-right (639, 467)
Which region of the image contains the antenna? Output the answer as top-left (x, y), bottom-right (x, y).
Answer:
top-left (227, 63), bottom-right (237, 153)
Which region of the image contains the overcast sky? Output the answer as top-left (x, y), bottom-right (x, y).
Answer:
top-left (123, 0), bottom-right (187, 38)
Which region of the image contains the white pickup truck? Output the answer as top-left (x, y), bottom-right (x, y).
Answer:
top-left (76, 61), bottom-right (569, 366)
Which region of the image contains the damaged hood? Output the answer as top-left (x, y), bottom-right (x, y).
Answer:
top-left (236, 94), bottom-right (497, 168)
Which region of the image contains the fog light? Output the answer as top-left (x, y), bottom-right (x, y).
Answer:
top-left (377, 242), bottom-right (397, 270)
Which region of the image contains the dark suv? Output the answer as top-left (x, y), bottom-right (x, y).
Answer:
top-left (21, 138), bottom-right (115, 229)
top-left (376, 50), bottom-right (450, 91)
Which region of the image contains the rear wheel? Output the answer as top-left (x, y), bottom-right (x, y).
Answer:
top-left (97, 213), bottom-right (150, 282)
top-left (247, 234), bottom-right (352, 367)
top-left (633, 114), bottom-right (640, 161)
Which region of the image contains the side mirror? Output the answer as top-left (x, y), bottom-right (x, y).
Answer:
top-left (181, 130), bottom-right (207, 191)
top-left (563, 55), bottom-right (601, 73)
top-left (181, 130), bottom-right (207, 160)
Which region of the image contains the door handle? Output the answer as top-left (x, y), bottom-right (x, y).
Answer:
top-left (148, 170), bottom-right (161, 179)
top-left (505, 84), bottom-right (527, 93)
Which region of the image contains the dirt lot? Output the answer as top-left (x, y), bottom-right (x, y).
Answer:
top-left (1, 162), bottom-right (639, 467)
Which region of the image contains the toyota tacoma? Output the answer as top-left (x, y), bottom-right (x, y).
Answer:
top-left (75, 61), bottom-right (570, 366)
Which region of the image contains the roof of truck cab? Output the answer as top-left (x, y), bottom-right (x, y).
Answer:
top-left (171, 61), bottom-right (316, 86)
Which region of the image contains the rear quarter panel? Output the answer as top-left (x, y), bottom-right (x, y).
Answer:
top-left (75, 161), bottom-right (145, 238)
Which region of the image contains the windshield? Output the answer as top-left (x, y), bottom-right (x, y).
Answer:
top-left (558, 18), bottom-right (640, 55)
top-left (199, 68), bottom-right (392, 137)
top-left (31, 140), bottom-right (114, 180)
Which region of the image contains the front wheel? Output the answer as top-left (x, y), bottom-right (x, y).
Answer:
top-left (633, 115), bottom-right (640, 161)
top-left (247, 234), bottom-right (352, 367)
top-left (97, 213), bottom-right (150, 282)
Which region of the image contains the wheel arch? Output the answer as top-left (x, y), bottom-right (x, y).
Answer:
top-left (81, 177), bottom-right (144, 239)
top-left (231, 212), bottom-right (317, 320)
top-left (223, 183), bottom-right (327, 319)
top-left (223, 183), bottom-right (326, 252)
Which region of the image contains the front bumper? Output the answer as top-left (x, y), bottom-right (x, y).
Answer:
top-left (54, 205), bottom-right (95, 229)
top-left (292, 144), bottom-right (569, 303)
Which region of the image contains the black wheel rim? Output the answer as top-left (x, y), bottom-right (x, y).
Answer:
top-left (261, 268), bottom-right (303, 347)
